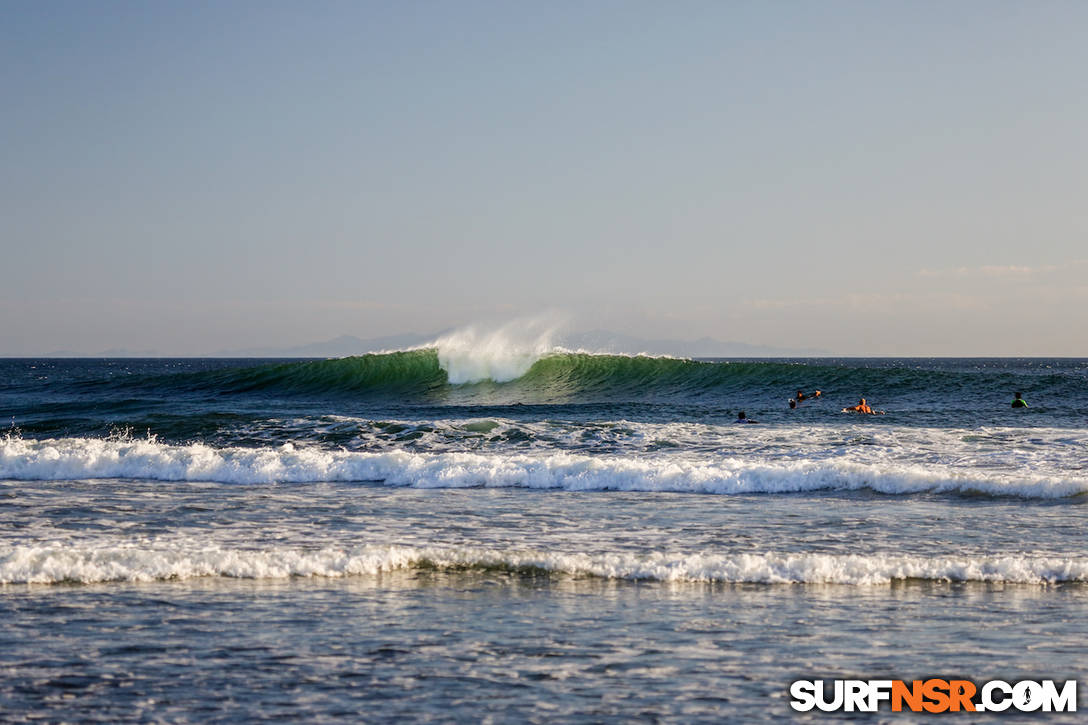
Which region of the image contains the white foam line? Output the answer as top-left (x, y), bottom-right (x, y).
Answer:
top-left (2, 543), bottom-right (1085, 585)
top-left (4, 436), bottom-right (1088, 498)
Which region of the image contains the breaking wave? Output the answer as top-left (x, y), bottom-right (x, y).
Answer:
top-left (191, 350), bottom-right (722, 402)
top-left (3, 436), bottom-right (1086, 498)
top-left (51, 347), bottom-right (1085, 411)
top-left (2, 542), bottom-right (1085, 586)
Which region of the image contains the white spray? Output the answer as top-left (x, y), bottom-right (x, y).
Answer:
top-left (430, 315), bottom-right (567, 384)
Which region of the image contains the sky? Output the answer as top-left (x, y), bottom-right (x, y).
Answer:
top-left (2, 1), bottom-right (1086, 356)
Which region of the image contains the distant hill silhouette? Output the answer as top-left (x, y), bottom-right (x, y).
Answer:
top-left (210, 330), bottom-right (827, 358)
top-left (210, 333), bottom-right (436, 357)
top-left (558, 330), bottom-right (827, 358)
top-left (41, 348), bottom-right (159, 358)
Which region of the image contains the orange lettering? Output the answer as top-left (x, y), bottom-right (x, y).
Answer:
top-left (922, 679), bottom-right (951, 713)
top-left (948, 680), bottom-right (976, 712)
top-left (892, 680), bottom-right (924, 712)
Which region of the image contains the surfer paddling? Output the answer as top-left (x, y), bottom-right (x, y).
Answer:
top-left (734, 411), bottom-right (758, 424)
top-left (842, 398), bottom-right (884, 415)
top-left (795, 389), bottom-right (822, 402)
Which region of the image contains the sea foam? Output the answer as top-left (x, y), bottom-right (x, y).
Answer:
top-left (3, 435), bottom-right (1086, 498)
top-left (2, 541), bottom-right (1084, 585)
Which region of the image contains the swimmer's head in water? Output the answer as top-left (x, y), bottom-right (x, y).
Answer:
top-left (789, 399), bottom-right (796, 409)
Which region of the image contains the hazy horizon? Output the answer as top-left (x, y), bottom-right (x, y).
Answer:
top-left (4, 2), bottom-right (1086, 356)
top-left (9, 320), bottom-right (1088, 359)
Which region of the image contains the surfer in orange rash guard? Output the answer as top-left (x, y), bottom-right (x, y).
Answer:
top-left (842, 398), bottom-right (883, 414)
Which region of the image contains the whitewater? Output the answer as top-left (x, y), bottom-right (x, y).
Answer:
top-left (3, 429), bottom-right (1088, 497)
top-left (2, 346), bottom-right (1087, 721)
top-left (5, 540), bottom-right (1087, 585)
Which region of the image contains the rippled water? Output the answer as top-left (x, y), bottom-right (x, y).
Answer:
top-left (4, 575), bottom-right (1086, 723)
top-left (2, 357), bottom-right (1087, 720)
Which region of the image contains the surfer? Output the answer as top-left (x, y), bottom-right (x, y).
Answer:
top-left (1011, 392), bottom-right (1028, 408)
top-left (788, 399), bottom-right (797, 409)
top-left (795, 389), bottom-right (822, 402)
top-left (734, 411), bottom-right (758, 424)
top-left (842, 398), bottom-right (884, 415)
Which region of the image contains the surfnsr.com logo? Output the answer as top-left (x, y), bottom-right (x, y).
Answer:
top-left (789, 679), bottom-right (1077, 713)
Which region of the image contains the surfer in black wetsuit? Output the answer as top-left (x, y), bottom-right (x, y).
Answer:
top-left (735, 411), bottom-right (758, 424)
top-left (1011, 392), bottom-right (1028, 408)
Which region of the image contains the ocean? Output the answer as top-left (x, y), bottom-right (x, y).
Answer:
top-left (1, 351), bottom-right (1086, 721)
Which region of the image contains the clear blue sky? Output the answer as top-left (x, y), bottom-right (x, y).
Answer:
top-left (2, 1), bottom-right (1086, 355)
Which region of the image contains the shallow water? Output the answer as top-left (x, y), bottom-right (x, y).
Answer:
top-left (3, 574), bottom-right (1085, 722)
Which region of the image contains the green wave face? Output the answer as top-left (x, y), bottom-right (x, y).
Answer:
top-left (209, 350), bottom-right (450, 397)
top-left (56, 351), bottom-right (1087, 411)
top-left (144, 351), bottom-right (763, 404)
top-left (432, 351), bottom-right (777, 404)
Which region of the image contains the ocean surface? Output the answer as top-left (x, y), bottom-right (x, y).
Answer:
top-left (2, 350), bottom-right (1086, 721)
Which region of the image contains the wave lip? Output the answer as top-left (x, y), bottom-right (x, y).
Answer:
top-left (430, 320), bottom-right (562, 384)
top-left (3, 436), bottom-right (1087, 498)
top-left (2, 543), bottom-right (1085, 586)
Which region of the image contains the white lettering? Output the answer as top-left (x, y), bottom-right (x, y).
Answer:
top-left (789, 680), bottom-right (817, 712)
top-left (1040, 680), bottom-right (1077, 712)
top-left (1013, 680), bottom-right (1044, 712)
top-left (815, 680), bottom-right (844, 712)
top-left (844, 680), bottom-right (868, 712)
top-left (982, 680), bottom-right (1012, 712)
top-left (790, 677), bottom-right (1078, 713)
top-left (868, 680), bottom-right (893, 711)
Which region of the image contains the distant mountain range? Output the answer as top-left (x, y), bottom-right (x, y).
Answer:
top-left (211, 330), bottom-right (827, 358)
top-left (559, 331), bottom-right (828, 358)
top-left (41, 348), bottom-right (160, 358)
top-left (29, 331), bottom-right (828, 358)
top-left (211, 333), bottom-right (436, 358)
